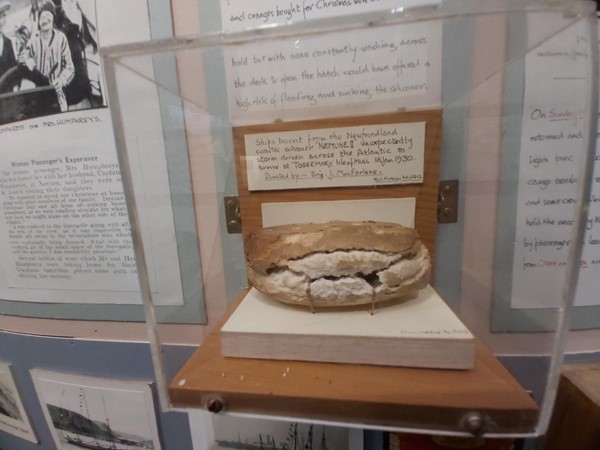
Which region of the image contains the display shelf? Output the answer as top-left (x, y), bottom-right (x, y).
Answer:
top-left (169, 290), bottom-right (538, 434)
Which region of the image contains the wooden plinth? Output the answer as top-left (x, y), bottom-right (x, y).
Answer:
top-left (169, 290), bottom-right (538, 434)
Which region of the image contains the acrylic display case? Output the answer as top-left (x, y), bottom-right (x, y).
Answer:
top-left (101, 0), bottom-right (598, 439)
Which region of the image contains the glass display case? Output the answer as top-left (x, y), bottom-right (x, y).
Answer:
top-left (101, 0), bottom-right (598, 438)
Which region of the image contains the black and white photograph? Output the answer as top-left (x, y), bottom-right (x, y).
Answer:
top-left (0, 362), bottom-right (37, 442)
top-left (210, 415), bottom-right (355, 450)
top-left (31, 369), bottom-right (162, 450)
top-left (0, 0), bottom-right (104, 125)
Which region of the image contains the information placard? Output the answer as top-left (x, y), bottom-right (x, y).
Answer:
top-left (221, 0), bottom-right (441, 33)
top-left (225, 22), bottom-right (441, 123)
top-left (219, 1), bottom-right (442, 123)
top-left (510, 18), bottom-right (597, 308)
top-left (0, 0), bottom-right (183, 306)
top-left (244, 122), bottom-right (425, 191)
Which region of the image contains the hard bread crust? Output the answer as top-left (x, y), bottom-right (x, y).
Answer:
top-left (246, 220), bottom-right (419, 275)
top-left (245, 221), bottom-right (431, 308)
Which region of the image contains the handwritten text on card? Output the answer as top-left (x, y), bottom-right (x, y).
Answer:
top-left (244, 122), bottom-right (425, 191)
top-left (221, 0), bottom-right (441, 33)
top-left (226, 22), bottom-right (439, 122)
top-left (511, 18), bottom-right (595, 308)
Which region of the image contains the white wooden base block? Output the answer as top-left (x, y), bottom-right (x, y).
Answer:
top-left (220, 285), bottom-right (475, 370)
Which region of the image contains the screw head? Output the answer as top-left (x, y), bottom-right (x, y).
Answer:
top-left (206, 397), bottom-right (224, 414)
top-left (462, 412), bottom-right (485, 437)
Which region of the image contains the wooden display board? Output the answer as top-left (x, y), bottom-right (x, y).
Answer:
top-left (233, 109), bottom-right (442, 266)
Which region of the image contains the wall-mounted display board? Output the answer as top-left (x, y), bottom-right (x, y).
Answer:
top-left (0, 0), bottom-right (205, 323)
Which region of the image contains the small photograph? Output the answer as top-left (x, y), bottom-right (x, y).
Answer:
top-left (0, 362), bottom-right (37, 443)
top-left (31, 369), bottom-right (162, 450)
top-left (211, 415), bottom-right (353, 450)
top-left (0, 0), bottom-right (104, 125)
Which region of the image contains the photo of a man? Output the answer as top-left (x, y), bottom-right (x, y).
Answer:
top-left (0, 0), bottom-right (103, 125)
top-left (18, 0), bottom-right (74, 111)
top-left (0, 1), bottom-right (17, 93)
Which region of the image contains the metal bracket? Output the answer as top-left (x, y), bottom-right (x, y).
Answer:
top-left (438, 180), bottom-right (459, 223)
top-left (224, 196), bottom-right (242, 234)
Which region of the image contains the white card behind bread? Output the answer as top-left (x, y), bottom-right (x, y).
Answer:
top-left (261, 198), bottom-right (415, 227)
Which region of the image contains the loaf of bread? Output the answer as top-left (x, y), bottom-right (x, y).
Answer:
top-left (245, 221), bottom-right (430, 309)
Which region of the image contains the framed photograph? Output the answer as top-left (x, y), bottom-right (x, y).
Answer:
top-left (0, 362), bottom-right (37, 443)
top-left (31, 369), bottom-right (162, 450)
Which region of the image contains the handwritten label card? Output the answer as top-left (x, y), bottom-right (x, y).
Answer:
top-left (511, 18), bottom-right (595, 308)
top-left (226, 20), bottom-right (440, 123)
top-left (221, 0), bottom-right (440, 33)
top-left (244, 122), bottom-right (425, 191)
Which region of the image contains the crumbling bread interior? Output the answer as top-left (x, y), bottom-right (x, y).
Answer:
top-left (245, 221), bottom-right (431, 308)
